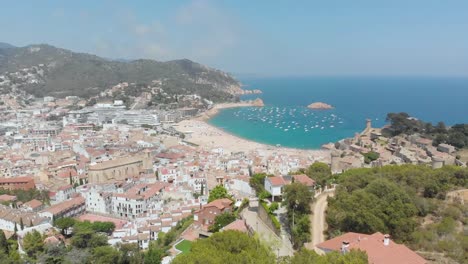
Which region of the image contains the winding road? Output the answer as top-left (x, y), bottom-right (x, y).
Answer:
top-left (305, 190), bottom-right (335, 254)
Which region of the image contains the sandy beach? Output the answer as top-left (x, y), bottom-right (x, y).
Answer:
top-left (196, 101), bottom-right (263, 121)
top-left (176, 103), bottom-right (330, 161)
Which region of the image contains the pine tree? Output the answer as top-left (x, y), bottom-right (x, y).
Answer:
top-left (0, 230), bottom-right (8, 254)
top-left (29, 219), bottom-right (33, 227)
top-left (69, 172), bottom-right (73, 185)
top-left (14, 222), bottom-right (17, 233)
top-left (19, 218), bottom-right (24, 230)
top-left (200, 183), bottom-right (205, 196)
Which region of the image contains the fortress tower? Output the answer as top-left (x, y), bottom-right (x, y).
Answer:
top-left (366, 118), bottom-right (372, 131)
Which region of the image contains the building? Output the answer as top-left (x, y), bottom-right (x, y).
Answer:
top-left (0, 176), bottom-right (35, 191)
top-left (112, 183), bottom-right (166, 219)
top-left (316, 232), bottom-right (427, 264)
top-left (437, 143), bottom-right (456, 154)
top-left (88, 153), bottom-right (152, 184)
top-left (22, 199), bottom-right (44, 212)
top-left (39, 196), bottom-right (86, 220)
top-left (264, 176), bottom-right (286, 201)
top-left (292, 174), bottom-right (316, 191)
top-left (0, 204), bottom-right (49, 232)
top-left (194, 198), bottom-right (233, 231)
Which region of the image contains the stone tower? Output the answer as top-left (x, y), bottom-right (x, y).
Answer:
top-left (366, 118), bottom-right (372, 131)
top-left (432, 156), bottom-right (444, 169)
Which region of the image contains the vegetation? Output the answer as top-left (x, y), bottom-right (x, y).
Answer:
top-left (0, 188), bottom-right (50, 205)
top-left (260, 201), bottom-right (281, 231)
top-left (0, 44), bottom-right (240, 102)
top-left (208, 185), bottom-right (231, 202)
top-left (327, 164), bottom-right (468, 263)
top-left (175, 240), bottom-right (192, 254)
top-left (172, 230), bottom-right (276, 264)
top-left (282, 183), bottom-right (313, 249)
top-left (385, 112), bottom-right (468, 149)
top-left (294, 162), bottom-right (334, 187)
top-left (209, 212), bottom-right (236, 232)
top-left (172, 230), bottom-right (368, 264)
top-left (362, 151), bottom-right (380, 164)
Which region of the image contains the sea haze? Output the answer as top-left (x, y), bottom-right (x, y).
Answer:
top-left (209, 77), bottom-right (468, 149)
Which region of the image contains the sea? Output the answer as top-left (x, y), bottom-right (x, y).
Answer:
top-left (208, 77), bottom-right (468, 149)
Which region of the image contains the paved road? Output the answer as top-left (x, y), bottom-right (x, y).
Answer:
top-left (305, 191), bottom-right (335, 254)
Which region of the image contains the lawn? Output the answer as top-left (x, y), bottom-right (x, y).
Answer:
top-left (175, 239), bottom-right (192, 254)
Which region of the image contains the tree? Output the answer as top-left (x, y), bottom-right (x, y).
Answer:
top-left (283, 183), bottom-right (313, 248)
top-left (208, 185), bottom-right (230, 202)
top-left (118, 243), bottom-right (144, 264)
top-left (172, 231), bottom-right (276, 264)
top-left (0, 230), bottom-right (8, 254)
top-left (306, 162), bottom-right (331, 187)
top-left (91, 221), bottom-right (116, 235)
top-left (19, 218), bottom-right (24, 230)
top-left (54, 217), bottom-right (75, 236)
top-left (144, 242), bottom-right (165, 264)
top-left (92, 246), bottom-right (121, 264)
top-left (37, 243), bottom-right (66, 264)
top-left (209, 212), bottom-right (236, 233)
top-left (23, 230), bottom-right (44, 258)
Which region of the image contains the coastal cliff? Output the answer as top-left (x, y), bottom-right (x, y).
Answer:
top-left (307, 102), bottom-right (334, 110)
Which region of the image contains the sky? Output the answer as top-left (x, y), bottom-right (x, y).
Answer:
top-left (1, 0), bottom-right (468, 77)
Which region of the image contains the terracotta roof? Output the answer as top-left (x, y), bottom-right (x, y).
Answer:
top-left (293, 174), bottom-right (315, 187)
top-left (0, 194), bottom-right (17, 202)
top-left (42, 196), bottom-right (85, 215)
top-left (0, 176), bottom-right (34, 183)
top-left (23, 199), bottom-right (43, 209)
top-left (317, 232), bottom-right (427, 264)
top-left (222, 219), bottom-right (248, 233)
top-left (203, 198), bottom-right (233, 210)
top-left (267, 176), bottom-right (285, 186)
top-left (78, 213), bottom-right (128, 229)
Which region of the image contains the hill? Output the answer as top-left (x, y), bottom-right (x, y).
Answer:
top-left (0, 44), bottom-right (241, 101)
top-left (0, 42), bottom-right (16, 49)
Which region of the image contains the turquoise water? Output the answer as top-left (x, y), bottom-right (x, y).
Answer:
top-left (209, 77), bottom-right (468, 149)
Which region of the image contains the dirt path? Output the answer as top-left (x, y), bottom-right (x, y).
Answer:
top-left (305, 191), bottom-right (334, 254)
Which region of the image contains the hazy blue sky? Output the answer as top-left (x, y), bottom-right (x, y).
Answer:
top-left (2, 0), bottom-right (468, 76)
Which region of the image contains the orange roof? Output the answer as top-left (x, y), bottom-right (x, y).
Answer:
top-left (0, 176), bottom-right (34, 183)
top-left (203, 198), bottom-right (233, 210)
top-left (23, 199), bottom-right (43, 209)
top-left (293, 174), bottom-right (315, 187)
top-left (267, 176), bottom-right (285, 186)
top-left (317, 232), bottom-right (427, 264)
top-left (222, 219), bottom-right (248, 233)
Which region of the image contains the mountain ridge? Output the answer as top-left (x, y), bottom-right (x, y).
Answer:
top-left (0, 43), bottom-right (241, 101)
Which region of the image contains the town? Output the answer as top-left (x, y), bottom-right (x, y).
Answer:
top-left (0, 78), bottom-right (465, 263)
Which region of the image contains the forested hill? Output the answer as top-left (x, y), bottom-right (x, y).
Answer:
top-left (0, 43), bottom-right (241, 101)
top-left (385, 112), bottom-right (468, 149)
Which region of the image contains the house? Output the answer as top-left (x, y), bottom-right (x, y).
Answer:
top-left (22, 199), bottom-right (44, 212)
top-left (292, 174), bottom-right (316, 191)
top-left (437, 143), bottom-right (456, 154)
top-left (39, 196), bottom-right (86, 220)
top-left (316, 232), bottom-right (427, 264)
top-left (0, 176), bottom-right (35, 191)
top-left (264, 176), bottom-right (286, 201)
top-left (194, 198), bottom-right (233, 231)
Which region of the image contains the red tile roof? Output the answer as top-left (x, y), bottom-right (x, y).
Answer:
top-left (203, 198), bottom-right (233, 210)
top-left (317, 232), bottom-right (427, 264)
top-left (267, 176), bottom-right (285, 186)
top-left (293, 174), bottom-right (315, 187)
